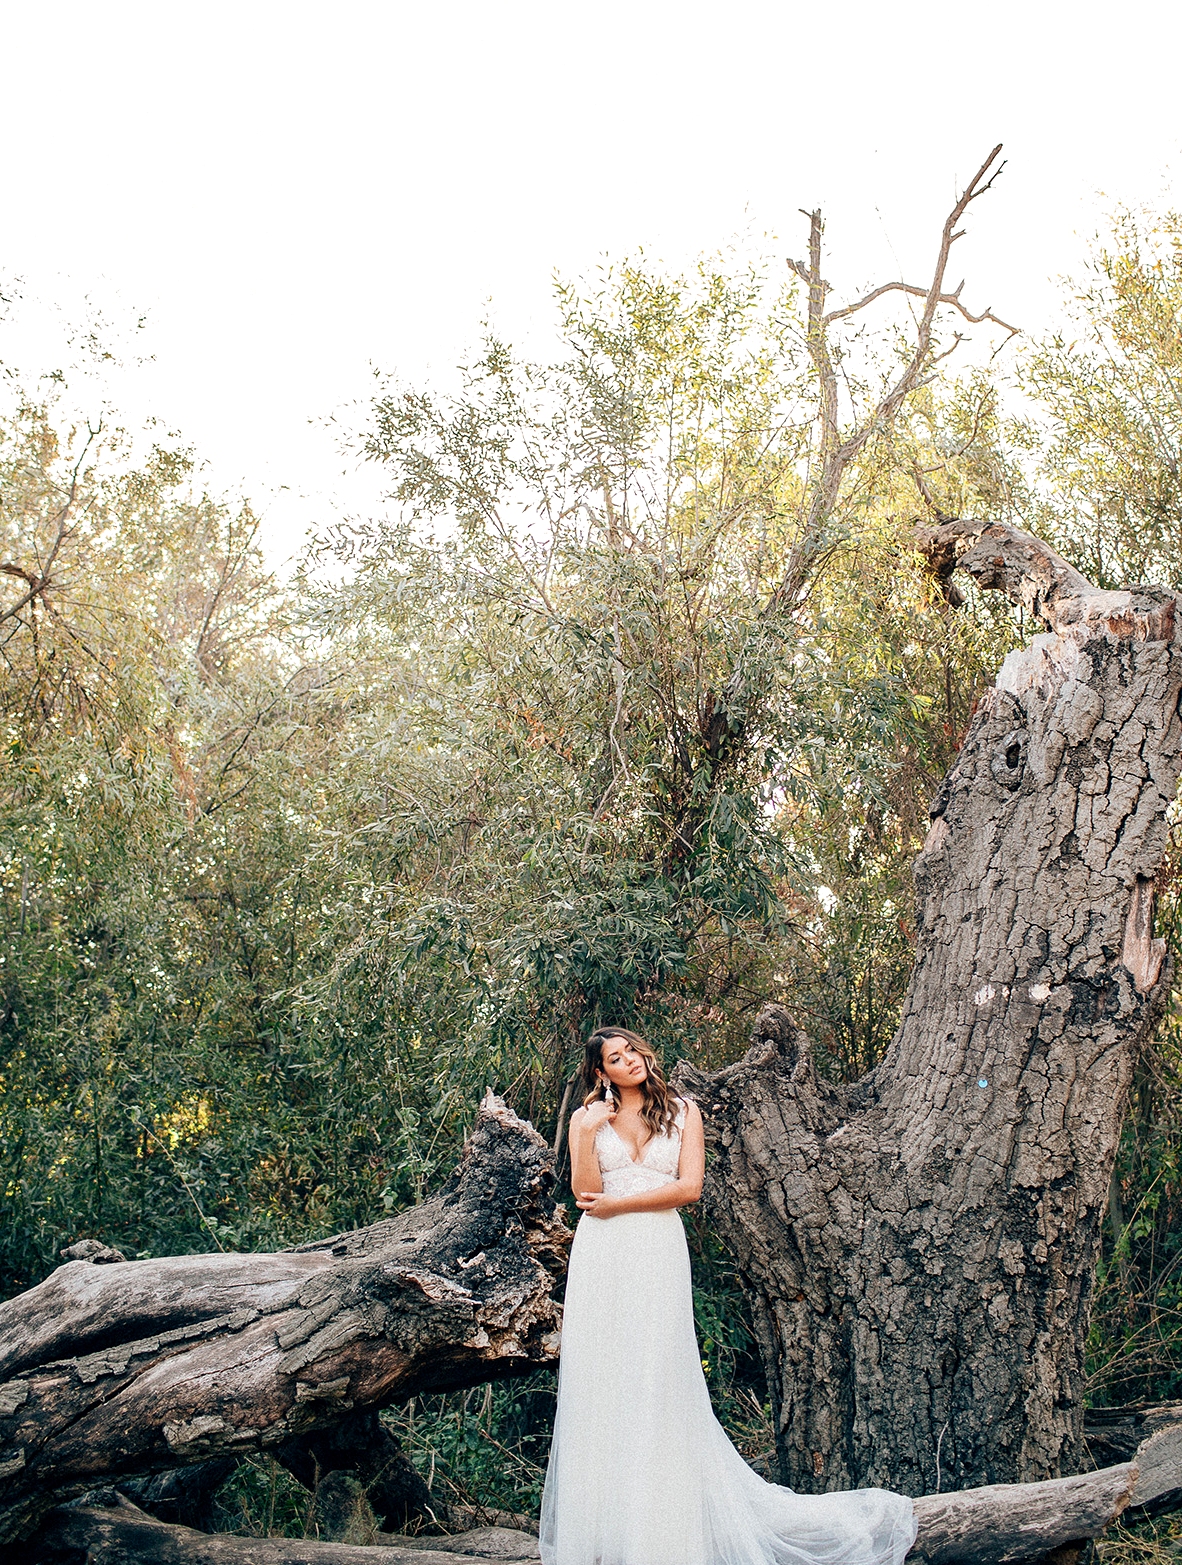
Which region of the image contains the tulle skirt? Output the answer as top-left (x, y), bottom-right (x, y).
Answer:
top-left (540, 1208), bottom-right (917, 1565)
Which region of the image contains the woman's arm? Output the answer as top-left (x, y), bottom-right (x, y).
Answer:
top-left (568, 1102), bottom-right (612, 1198)
top-left (576, 1100), bottom-right (704, 1219)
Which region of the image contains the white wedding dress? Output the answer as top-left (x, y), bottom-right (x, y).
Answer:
top-left (540, 1101), bottom-right (917, 1565)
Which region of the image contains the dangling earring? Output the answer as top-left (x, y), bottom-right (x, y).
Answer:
top-left (601, 1081), bottom-right (614, 1111)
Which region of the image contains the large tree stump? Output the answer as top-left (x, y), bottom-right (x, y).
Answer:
top-left (678, 520), bottom-right (1182, 1495)
top-left (0, 1095), bottom-right (569, 1545)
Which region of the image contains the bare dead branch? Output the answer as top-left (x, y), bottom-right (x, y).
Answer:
top-left (773, 145), bottom-right (1011, 612)
top-left (824, 280), bottom-right (1018, 338)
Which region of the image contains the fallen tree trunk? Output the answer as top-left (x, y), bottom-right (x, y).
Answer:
top-left (1083, 1402), bottom-right (1182, 1518)
top-left (19, 1421), bottom-right (1182, 1565)
top-left (1084, 1400), bottom-right (1182, 1467)
top-left (112, 1410), bottom-right (437, 1536)
top-left (0, 1095), bottom-right (569, 1546)
top-left (16, 1495), bottom-right (536, 1563)
top-left (911, 1419), bottom-right (1182, 1564)
top-left (678, 519), bottom-right (1182, 1495)
top-left (272, 1409), bottom-right (436, 1533)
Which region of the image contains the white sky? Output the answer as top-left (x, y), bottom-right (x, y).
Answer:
top-left (3, 0), bottom-right (1182, 564)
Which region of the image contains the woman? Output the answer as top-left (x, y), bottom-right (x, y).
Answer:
top-left (539, 1026), bottom-right (916, 1565)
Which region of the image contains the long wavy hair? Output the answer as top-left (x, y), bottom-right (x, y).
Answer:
top-left (581, 1026), bottom-right (679, 1137)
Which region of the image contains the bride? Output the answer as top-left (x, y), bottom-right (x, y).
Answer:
top-left (539, 1026), bottom-right (917, 1565)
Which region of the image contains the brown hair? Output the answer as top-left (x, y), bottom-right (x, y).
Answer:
top-left (581, 1026), bottom-right (679, 1138)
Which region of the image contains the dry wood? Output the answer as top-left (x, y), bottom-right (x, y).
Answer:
top-left (1085, 1401), bottom-right (1182, 1469)
top-left (678, 518), bottom-right (1182, 1495)
top-left (0, 1095), bottom-right (569, 1546)
top-left (777, 147), bottom-right (1010, 606)
top-left (911, 1420), bottom-right (1182, 1564)
top-left (19, 1494), bottom-right (539, 1563)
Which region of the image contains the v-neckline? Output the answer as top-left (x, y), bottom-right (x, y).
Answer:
top-left (606, 1119), bottom-right (655, 1167)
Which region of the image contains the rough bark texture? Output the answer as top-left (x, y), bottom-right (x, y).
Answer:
top-left (118, 1458), bottom-right (240, 1530)
top-left (910, 1419), bottom-right (1182, 1564)
top-left (1084, 1402), bottom-right (1182, 1465)
top-left (678, 520), bottom-right (1182, 1496)
top-left (0, 1095), bottom-right (569, 1546)
top-left (911, 1418), bottom-right (1182, 1565)
top-left (12, 1496), bottom-right (542, 1563)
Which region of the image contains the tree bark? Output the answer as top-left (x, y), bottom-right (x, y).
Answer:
top-left (677, 520), bottom-right (1182, 1495)
top-left (117, 1458), bottom-right (241, 1531)
top-left (12, 1494), bottom-right (541, 1563)
top-left (1084, 1401), bottom-right (1182, 1465)
top-left (910, 1416), bottom-right (1182, 1564)
top-left (0, 1095), bottom-right (569, 1546)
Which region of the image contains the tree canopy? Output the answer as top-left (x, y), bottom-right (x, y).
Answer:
top-left (2, 201), bottom-right (1181, 1525)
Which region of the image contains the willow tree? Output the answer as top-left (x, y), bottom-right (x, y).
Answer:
top-left (0, 388), bottom-right (347, 1288)
top-left (321, 150), bottom-right (1019, 1130)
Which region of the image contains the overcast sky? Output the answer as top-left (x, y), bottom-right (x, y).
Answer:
top-left (4, 0), bottom-right (1182, 562)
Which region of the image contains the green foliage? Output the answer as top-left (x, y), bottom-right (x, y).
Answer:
top-left (1024, 207), bottom-right (1182, 590)
top-left (385, 1380), bottom-right (555, 1524)
top-left (1087, 856), bottom-right (1182, 1406)
top-left (211, 1457), bottom-right (313, 1540)
top-left (305, 254), bottom-right (1012, 1105)
top-left (2, 210), bottom-right (1182, 1527)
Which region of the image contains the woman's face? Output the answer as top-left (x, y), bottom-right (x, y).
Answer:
top-left (600, 1036), bottom-right (648, 1090)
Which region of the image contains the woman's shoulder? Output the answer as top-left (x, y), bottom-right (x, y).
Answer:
top-left (671, 1094), bottom-right (701, 1124)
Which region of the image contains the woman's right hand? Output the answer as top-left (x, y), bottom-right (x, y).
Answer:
top-left (575, 1099), bottom-right (615, 1134)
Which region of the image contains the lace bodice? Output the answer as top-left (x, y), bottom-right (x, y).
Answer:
top-left (594, 1099), bottom-right (688, 1198)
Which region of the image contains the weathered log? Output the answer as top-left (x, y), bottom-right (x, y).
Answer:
top-left (393, 1530), bottom-right (539, 1556)
top-left (1084, 1400), bottom-right (1182, 1466)
top-left (115, 1415), bottom-right (476, 1536)
top-left (15, 1494), bottom-right (542, 1562)
top-left (677, 519), bottom-right (1182, 1494)
top-left (911, 1420), bottom-right (1182, 1564)
top-left (0, 1095), bottom-right (569, 1545)
top-left (18, 1423), bottom-right (1182, 1565)
top-left (1082, 1401), bottom-right (1182, 1518)
top-left (118, 1457), bottom-right (240, 1530)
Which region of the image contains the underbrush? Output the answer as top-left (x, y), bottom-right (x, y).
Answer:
top-left (211, 1456), bottom-right (314, 1539)
top-left (1098, 1508), bottom-right (1182, 1565)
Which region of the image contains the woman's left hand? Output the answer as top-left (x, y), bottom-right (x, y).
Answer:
top-left (576, 1191), bottom-right (621, 1218)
